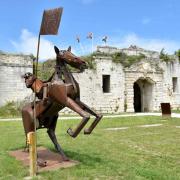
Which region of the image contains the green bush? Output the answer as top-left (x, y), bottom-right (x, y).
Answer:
top-left (175, 49), bottom-right (180, 61)
top-left (0, 101), bottom-right (21, 118)
top-left (159, 48), bottom-right (172, 62)
top-left (111, 52), bottom-right (146, 67)
top-left (81, 54), bottom-right (97, 70)
top-left (37, 59), bottom-right (55, 80)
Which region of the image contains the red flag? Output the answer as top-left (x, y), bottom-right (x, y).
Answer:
top-left (40, 7), bottom-right (63, 35)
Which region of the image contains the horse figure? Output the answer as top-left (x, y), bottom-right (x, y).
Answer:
top-left (22, 46), bottom-right (103, 160)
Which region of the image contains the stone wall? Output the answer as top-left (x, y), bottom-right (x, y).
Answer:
top-left (61, 56), bottom-right (125, 114)
top-left (1, 45), bottom-right (180, 114)
top-left (163, 60), bottom-right (180, 109)
top-left (57, 46), bottom-right (180, 114)
top-left (0, 53), bottom-right (33, 106)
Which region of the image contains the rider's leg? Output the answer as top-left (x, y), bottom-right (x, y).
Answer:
top-left (22, 100), bottom-right (50, 150)
top-left (22, 104), bottom-right (34, 150)
top-left (22, 104), bottom-right (35, 134)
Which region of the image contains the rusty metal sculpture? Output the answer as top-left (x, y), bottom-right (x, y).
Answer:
top-left (22, 46), bottom-right (103, 160)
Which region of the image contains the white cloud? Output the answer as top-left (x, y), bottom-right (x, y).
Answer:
top-left (11, 29), bottom-right (56, 60)
top-left (110, 33), bottom-right (180, 54)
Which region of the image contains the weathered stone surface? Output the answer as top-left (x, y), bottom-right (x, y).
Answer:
top-left (0, 53), bottom-right (33, 106)
top-left (0, 45), bottom-right (180, 113)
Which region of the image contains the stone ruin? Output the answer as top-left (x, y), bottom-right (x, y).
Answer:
top-left (0, 45), bottom-right (180, 114)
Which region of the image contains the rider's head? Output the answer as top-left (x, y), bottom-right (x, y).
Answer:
top-left (22, 72), bottom-right (36, 88)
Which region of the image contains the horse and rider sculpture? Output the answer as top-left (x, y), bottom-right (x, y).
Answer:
top-left (22, 46), bottom-right (103, 161)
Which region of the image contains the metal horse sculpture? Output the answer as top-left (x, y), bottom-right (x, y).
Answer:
top-left (22, 46), bottom-right (103, 160)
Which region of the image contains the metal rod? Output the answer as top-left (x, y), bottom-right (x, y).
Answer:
top-left (35, 34), bottom-right (41, 77)
top-left (91, 35), bottom-right (94, 54)
top-left (32, 33), bottom-right (41, 175)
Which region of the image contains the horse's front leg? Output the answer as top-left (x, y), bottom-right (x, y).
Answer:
top-left (65, 97), bottom-right (90, 138)
top-left (75, 99), bottom-right (103, 134)
top-left (48, 84), bottom-right (90, 137)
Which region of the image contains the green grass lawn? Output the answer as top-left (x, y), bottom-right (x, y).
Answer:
top-left (1, 116), bottom-right (180, 180)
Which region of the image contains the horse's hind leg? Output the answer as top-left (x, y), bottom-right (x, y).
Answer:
top-left (47, 116), bottom-right (69, 161)
top-left (75, 99), bottom-right (103, 134)
top-left (65, 97), bottom-right (90, 138)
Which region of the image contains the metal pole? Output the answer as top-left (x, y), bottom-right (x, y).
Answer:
top-left (32, 33), bottom-right (41, 176)
top-left (35, 34), bottom-right (41, 77)
top-left (91, 35), bottom-right (94, 54)
top-left (79, 42), bottom-right (85, 55)
top-left (34, 33), bottom-right (41, 132)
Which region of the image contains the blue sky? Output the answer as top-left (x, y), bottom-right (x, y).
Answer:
top-left (0, 0), bottom-right (180, 59)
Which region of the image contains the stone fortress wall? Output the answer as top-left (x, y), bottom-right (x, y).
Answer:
top-left (0, 52), bottom-right (33, 106)
top-left (72, 45), bottom-right (180, 114)
top-left (0, 45), bottom-right (180, 114)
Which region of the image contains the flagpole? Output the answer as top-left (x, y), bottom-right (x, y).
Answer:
top-left (91, 34), bottom-right (94, 54)
top-left (35, 34), bottom-right (41, 77)
top-left (79, 42), bottom-right (85, 54)
top-left (32, 33), bottom-right (41, 175)
top-left (33, 33), bottom-right (41, 135)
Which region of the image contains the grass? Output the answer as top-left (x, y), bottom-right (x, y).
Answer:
top-left (1, 116), bottom-right (180, 179)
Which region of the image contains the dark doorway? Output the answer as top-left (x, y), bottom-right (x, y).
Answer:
top-left (102, 75), bottom-right (110, 93)
top-left (133, 82), bottom-right (141, 112)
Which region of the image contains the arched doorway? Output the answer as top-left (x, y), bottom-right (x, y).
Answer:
top-left (133, 78), bottom-right (154, 112)
top-left (133, 82), bottom-right (141, 112)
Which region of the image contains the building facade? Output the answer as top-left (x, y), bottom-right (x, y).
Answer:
top-left (72, 45), bottom-right (180, 113)
top-left (0, 46), bottom-right (180, 114)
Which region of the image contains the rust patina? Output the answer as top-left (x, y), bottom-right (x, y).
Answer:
top-left (22, 46), bottom-right (103, 161)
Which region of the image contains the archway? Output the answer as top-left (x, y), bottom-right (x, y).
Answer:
top-left (133, 78), bottom-right (154, 112)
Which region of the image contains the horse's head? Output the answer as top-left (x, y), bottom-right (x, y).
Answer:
top-left (54, 46), bottom-right (88, 72)
top-left (22, 72), bottom-right (36, 88)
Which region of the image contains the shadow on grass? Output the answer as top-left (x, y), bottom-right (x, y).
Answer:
top-left (46, 146), bottom-right (103, 167)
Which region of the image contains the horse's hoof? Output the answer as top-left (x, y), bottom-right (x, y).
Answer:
top-left (84, 129), bottom-right (91, 134)
top-left (62, 156), bottom-right (70, 161)
top-left (67, 128), bottom-right (76, 138)
top-left (97, 114), bottom-right (103, 120)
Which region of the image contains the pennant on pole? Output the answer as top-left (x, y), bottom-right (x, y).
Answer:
top-left (87, 32), bottom-right (93, 39)
top-left (40, 7), bottom-right (63, 35)
top-left (102, 36), bottom-right (108, 43)
top-left (76, 35), bottom-right (80, 43)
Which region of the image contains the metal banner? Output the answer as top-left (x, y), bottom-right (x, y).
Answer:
top-left (40, 7), bottom-right (63, 35)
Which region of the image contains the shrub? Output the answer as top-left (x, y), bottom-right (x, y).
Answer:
top-left (160, 48), bottom-right (172, 62)
top-left (0, 101), bottom-right (21, 118)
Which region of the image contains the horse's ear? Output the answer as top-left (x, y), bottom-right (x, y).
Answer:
top-left (67, 46), bottom-right (71, 52)
top-left (54, 46), bottom-right (59, 54)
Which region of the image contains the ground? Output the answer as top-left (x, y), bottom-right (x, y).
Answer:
top-left (1, 116), bottom-right (180, 179)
